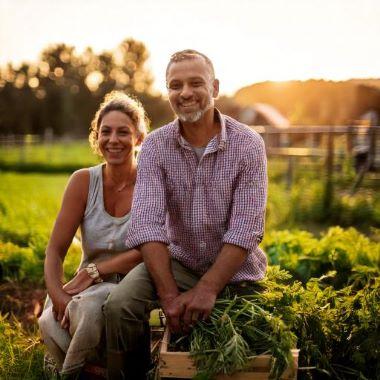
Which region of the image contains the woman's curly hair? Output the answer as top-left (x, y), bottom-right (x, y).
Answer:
top-left (89, 91), bottom-right (149, 156)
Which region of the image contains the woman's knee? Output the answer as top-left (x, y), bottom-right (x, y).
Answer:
top-left (70, 296), bottom-right (100, 316)
top-left (38, 308), bottom-right (56, 335)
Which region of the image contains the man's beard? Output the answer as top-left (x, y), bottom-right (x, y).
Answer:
top-left (176, 96), bottom-right (213, 123)
top-left (177, 109), bottom-right (204, 123)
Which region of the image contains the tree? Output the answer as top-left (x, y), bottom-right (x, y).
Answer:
top-left (0, 38), bottom-right (170, 137)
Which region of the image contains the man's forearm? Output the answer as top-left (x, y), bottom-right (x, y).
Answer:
top-left (141, 242), bottom-right (179, 300)
top-left (196, 243), bottom-right (248, 294)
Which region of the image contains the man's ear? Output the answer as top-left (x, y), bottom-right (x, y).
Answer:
top-left (212, 79), bottom-right (220, 98)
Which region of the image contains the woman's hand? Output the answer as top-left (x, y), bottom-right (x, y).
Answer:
top-left (63, 268), bottom-right (94, 295)
top-left (51, 291), bottom-right (72, 328)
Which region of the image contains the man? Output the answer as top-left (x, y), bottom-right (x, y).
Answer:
top-left (104, 49), bottom-right (268, 379)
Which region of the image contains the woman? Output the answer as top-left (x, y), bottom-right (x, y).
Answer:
top-left (38, 91), bottom-right (148, 376)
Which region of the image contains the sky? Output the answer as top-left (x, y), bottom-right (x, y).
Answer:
top-left (1, 0), bottom-right (380, 95)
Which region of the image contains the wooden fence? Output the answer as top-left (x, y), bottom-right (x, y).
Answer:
top-left (250, 125), bottom-right (380, 193)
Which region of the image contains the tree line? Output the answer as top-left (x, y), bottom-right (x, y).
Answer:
top-left (0, 39), bottom-right (173, 136)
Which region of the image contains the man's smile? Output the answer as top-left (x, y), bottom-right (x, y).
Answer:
top-left (179, 101), bottom-right (199, 109)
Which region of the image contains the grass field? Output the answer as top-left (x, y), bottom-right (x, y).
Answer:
top-left (0, 140), bottom-right (98, 167)
top-left (0, 172), bottom-right (83, 283)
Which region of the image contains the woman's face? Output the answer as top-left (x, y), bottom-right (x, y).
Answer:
top-left (97, 110), bottom-right (141, 165)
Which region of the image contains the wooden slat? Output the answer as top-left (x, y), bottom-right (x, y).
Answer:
top-left (250, 125), bottom-right (380, 134)
top-left (160, 327), bottom-right (169, 353)
top-left (217, 374), bottom-right (269, 380)
top-left (158, 328), bottom-right (299, 379)
top-left (267, 147), bottom-right (325, 157)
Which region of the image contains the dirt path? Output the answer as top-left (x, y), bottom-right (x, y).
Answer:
top-left (0, 281), bottom-right (46, 328)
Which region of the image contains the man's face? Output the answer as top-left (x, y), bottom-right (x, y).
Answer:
top-left (166, 57), bottom-right (219, 123)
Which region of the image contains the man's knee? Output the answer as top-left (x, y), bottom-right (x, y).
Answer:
top-left (103, 285), bottom-right (143, 322)
top-left (103, 263), bottom-right (156, 322)
top-left (103, 290), bottom-right (125, 321)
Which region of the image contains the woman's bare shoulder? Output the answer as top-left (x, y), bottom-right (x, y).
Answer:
top-left (64, 168), bottom-right (91, 203)
top-left (71, 168), bottom-right (90, 184)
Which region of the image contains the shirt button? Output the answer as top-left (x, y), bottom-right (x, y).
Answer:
top-left (200, 241), bottom-right (206, 250)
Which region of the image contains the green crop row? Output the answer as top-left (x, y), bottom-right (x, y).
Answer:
top-left (262, 226), bottom-right (380, 286)
top-left (187, 265), bottom-right (379, 380)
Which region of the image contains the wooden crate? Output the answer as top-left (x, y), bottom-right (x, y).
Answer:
top-left (159, 328), bottom-right (299, 379)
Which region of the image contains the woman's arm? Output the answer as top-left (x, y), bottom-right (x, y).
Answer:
top-left (44, 169), bottom-right (89, 326)
top-left (64, 249), bottom-right (143, 295)
top-left (97, 248), bottom-right (142, 275)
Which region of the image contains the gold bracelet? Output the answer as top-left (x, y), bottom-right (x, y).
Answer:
top-left (85, 263), bottom-right (103, 283)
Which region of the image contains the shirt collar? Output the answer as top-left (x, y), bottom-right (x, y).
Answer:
top-left (174, 108), bottom-right (227, 151)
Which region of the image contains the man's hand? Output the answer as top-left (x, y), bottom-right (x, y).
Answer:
top-left (177, 243), bottom-right (249, 333)
top-left (161, 285), bottom-right (217, 333)
top-left (180, 285), bottom-right (217, 331)
top-left (63, 268), bottom-right (94, 295)
top-left (160, 293), bottom-right (182, 333)
top-left (51, 291), bottom-right (72, 329)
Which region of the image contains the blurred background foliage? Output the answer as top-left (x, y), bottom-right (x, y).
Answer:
top-left (0, 38), bottom-right (173, 136)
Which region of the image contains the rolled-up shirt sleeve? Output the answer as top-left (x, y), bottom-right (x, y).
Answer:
top-left (223, 133), bottom-right (267, 252)
top-left (125, 134), bottom-right (170, 249)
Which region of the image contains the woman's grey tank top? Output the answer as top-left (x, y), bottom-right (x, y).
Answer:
top-left (78, 164), bottom-right (131, 278)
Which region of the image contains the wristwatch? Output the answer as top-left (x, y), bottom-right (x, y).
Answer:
top-left (85, 263), bottom-right (103, 283)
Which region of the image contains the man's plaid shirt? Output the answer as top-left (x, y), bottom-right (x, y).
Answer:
top-left (125, 111), bottom-right (268, 282)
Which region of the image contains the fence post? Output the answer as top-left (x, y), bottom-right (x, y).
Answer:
top-left (368, 126), bottom-right (376, 169)
top-left (346, 125), bottom-right (354, 156)
top-left (323, 128), bottom-right (335, 218)
top-left (44, 127), bottom-right (53, 163)
top-left (19, 135), bottom-right (27, 163)
top-left (286, 155), bottom-right (294, 190)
